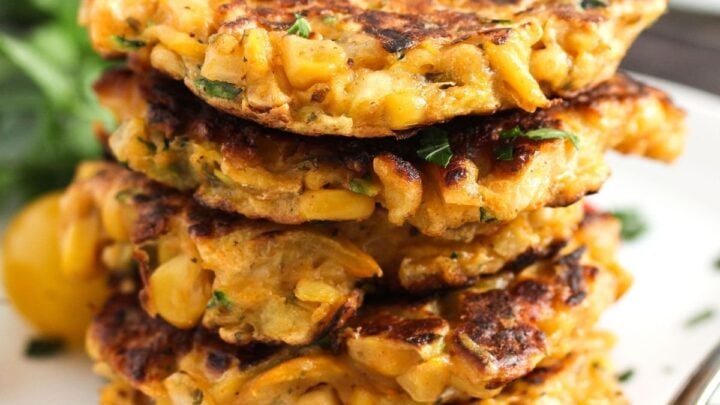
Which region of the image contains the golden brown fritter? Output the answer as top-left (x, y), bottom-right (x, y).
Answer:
top-left (80, 0), bottom-right (666, 137)
top-left (87, 214), bottom-right (628, 403)
top-left (96, 69), bottom-right (684, 237)
top-left (61, 161), bottom-right (585, 345)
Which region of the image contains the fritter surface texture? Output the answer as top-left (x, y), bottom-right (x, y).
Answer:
top-left (96, 69), bottom-right (685, 237)
top-left (81, 0), bottom-right (666, 136)
top-left (87, 213), bottom-right (629, 403)
top-left (61, 161), bottom-right (586, 345)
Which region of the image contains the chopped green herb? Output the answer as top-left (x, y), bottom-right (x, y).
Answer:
top-left (349, 177), bottom-right (377, 196)
top-left (610, 209), bottom-right (648, 241)
top-left (494, 144), bottom-right (515, 161)
top-left (416, 128), bottom-right (453, 168)
top-left (450, 251), bottom-right (459, 260)
top-left (192, 389), bottom-right (204, 405)
top-left (480, 207), bottom-right (498, 223)
top-left (136, 137), bottom-right (157, 153)
top-left (491, 19), bottom-right (512, 24)
top-left (617, 369), bottom-right (634, 383)
top-left (322, 14), bottom-right (338, 25)
top-left (495, 126), bottom-right (578, 161)
top-left (714, 255), bottom-right (720, 271)
top-left (581, 0), bottom-right (608, 9)
top-left (194, 77), bottom-right (242, 100)
top-left (25, 337), bottom-right (65, 358)
top-left (207, 290), bottom-right (233, 310)
top-left (287, 13), bottom-right (312, 38)
top-left (685, 308), bottom-right (715, 328)
top-left (111, 35), bottom-right (146, 50)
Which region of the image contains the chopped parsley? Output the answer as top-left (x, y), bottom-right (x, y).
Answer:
top-left (194, 77), bottom-right (242, 100)
top-left (25, 337), bottom-right (65, 358)
top-left (207, 290), bottom-right (233, 310)
top-left (581, 0), bottom-right (607, 9)
top-left (617, 368), bottom-right (634, 383)
top-left (115, 189), bottom-right (138, 203)
top-left (610, 209), bottom-right (647, 241)
top-left (494, 126), bottom-right (578, 160)
top-left (416, 128), bottom-right (453, 168)
top-left (491, 19), bottom-right (512, 24)
top-left (111, 35), bottom-right (146, 50)
top-left (480, 207), bottom-right (498, 223)
top-left (349, 177), bottom-right (378, 196)
top-left (287, 13), bottom-right (312, 38)
top-left (685, 308), bottom-right (715, 328)
top-left (136, 137), bottom-right (157, 153)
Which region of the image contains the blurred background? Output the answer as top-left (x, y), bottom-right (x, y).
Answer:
top-left (0, 0), bottom-right (718, 218)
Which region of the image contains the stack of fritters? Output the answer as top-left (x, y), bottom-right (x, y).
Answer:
top-left (59, 0), bottom-right (683, 403)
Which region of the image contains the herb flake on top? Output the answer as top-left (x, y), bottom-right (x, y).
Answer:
top-left (287, 13), bottom-right (312, 38)
top-left (194, 77), bottom-right (242, 100)
top-left (685, 308), bottom-right (715, 328)
top-left (111, 35), bottom-right (146, 50)
top-left (417, 128), bottom-right (453, 168)
top-left (610, 209), bottom-right (648, 241)
top-left (207, 290), bottom-right (233, 310)
top-left (349, 177), bottom-right (378, 196)
top-left (581, 0), bottom-right (607, 9)
top-left (495, 126), bottom-right (579, 160)
top-left (25, 337), bottom-right (65, 358)
top-left (617, 368), bottom-right (634, 383)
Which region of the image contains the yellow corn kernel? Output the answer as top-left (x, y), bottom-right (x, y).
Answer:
top-left (243, 29), bottom-right (272, 76)
top-left (150, 44), bottom-right (186, 80)
top-left (145, 25), bottom-right (207, 59)
top-left (202, 34), bottom-right (244, 85)
top-left (60, 211), bottom-right (102, 280)
top-left (384, 91), bottom-right (427, 130)
top-left (148, 253), bottom-right (212, 329)
top-left (348, 388), bottom-right (380, 405)
top-left (297, 385), bottom-right (341, 405)
top-left (483, 25), bottom-right (549, 111)
top-left (396, 357), bottom-right (451, 402)
top-left (100, 243), bottom-right (134, 272)
top-left (101, 191), bottom-right (131, 241)
top-left (295, 279), bottom-right (341, 303)
top-left (281, 36), bottom-right (348, 90)
top-left (346, 337), bottom-right (422, 376)
top-left (298, 190), bottom-right (375, 221)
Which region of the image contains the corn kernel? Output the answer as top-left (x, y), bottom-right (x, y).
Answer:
top-left (281, 36), bottom-right (348, 90)
top-left (297, 385), bottom-right (341, 405)
top-left (145, 24), bottom-right (207, 59)
top-left (347, 337), bottom-right (422, 376)
top-left (294, 279), bottom-right (340, 303)
top-left (148, 253), bottom-right (212, 329)
top-left (60, 211), bottom-right (102, 280)
top-left (150, 45), bottom-right (186, 80)
top-left (396, 357), bottom-right (451, 402)
top-left (384, 91), bottom-right (427, 130)
top-left (298, 190), bottom-right (375, 221)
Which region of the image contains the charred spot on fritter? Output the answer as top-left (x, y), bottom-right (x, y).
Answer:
top-left (500, 240), bottom-right (567, 273)
top-left (353, 306), bottom-right (448, 347)
top-left (89, 294), bottom-right (193, 384)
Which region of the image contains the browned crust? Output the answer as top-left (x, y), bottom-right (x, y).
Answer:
top-left (97, 67), bottom-right (679, 184)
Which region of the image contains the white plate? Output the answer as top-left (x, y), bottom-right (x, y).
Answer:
top-left (671, 0), bottom-right (720, 14)
top-left (1, 75), bottom-right (720, 404)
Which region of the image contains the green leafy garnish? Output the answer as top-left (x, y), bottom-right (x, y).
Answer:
top-left (491, 19), bottom-right (512, 24)
top-left (685, 308), bottom-right (715, 328)
top-left (287, 13), bottom-right (312, 38)
top-left (194, 77), bottom-right (242, 100)
top-left (494, 126), bottom-right (578, 160)
top-left (115, 189), bottom-right (139, 203)
top-left (25, 337), bottom-right (65, 358)
top-left (617, 369), bottom-right (634, 383)
top-left (480, 207), bottom-right (498, 223)
top-left (207, 290), bottom-right (233, 310)
top-left (581, 0), bottom-right (607, 9)
top-left (349, 177), bottom-right (377, 196)
top-left (610, 209), bottom-right (648, 241)
top-left (111, 35), bottom-right (146, 50)
top-left (417, 128), bottom-right (453, 168)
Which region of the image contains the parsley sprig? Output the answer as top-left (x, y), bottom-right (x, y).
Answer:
top-left (495, 126), bottom-right (579, 161)
top-left (207, 290), bottom-right (233, 310)
top-left (287, 13), bottom-right (312, 38)
top-left (610, 209), bottom-right (648, 241)
top-left (195, 77), bottom-right (242, 100)
top-left (417, 128), bottom-right (453, 168)
top-left (581, 0), bottom-right (607, 9)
